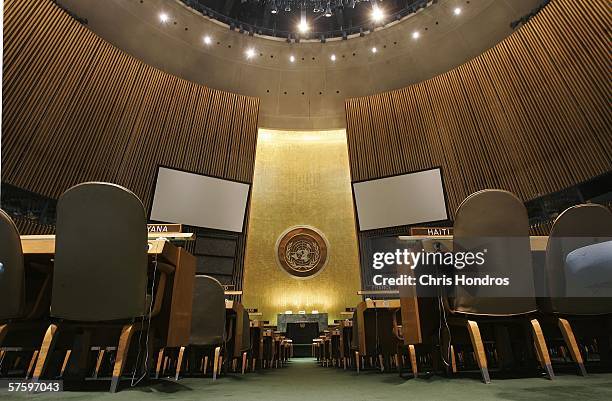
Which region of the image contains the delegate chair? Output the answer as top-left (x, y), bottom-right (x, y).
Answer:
top-left (0, 210), bottom-right (52, 378)
top-left (225, 301), bottom-right (251, 374)
top-left (540, 204), bottom-right (612, 374)
top-left (445, 189), bottom-right (553, 383)
top-left (32, 182), bottom-right (174, 392)
top-left (176, 275), bottom-right (226, 380)
top-left (239, 309), bottom-right (252, 373)
top-left (249, 320), bottom-right (265, 371)
top-left (350, 310), bottom-right (361, 372)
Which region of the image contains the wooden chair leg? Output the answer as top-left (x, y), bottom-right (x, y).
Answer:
top-left (26, 350), bottom-right (39, 379)
top-left (203, 355), bottom-right (209, 375)
top-left (394, 354), bottom-right (401, 376)
top-left (212, 347), bottom-right (221, 380)
top-left (92, 349), bottom-right (106, 379)
top-left (558, 318), bottom-right (586, 376)
top-left (378, 354), bottom-right (384, 372)
top-left (163, 356), bottom-right (170, 375)
top-left (355, 351), bottom-right (360, 374)
top-left (0, 350), bottom-right (6, 371)
top-left (0, 324), bottom-right (8, 346)
top-left (450, 345), bottom-right (457, 373)
top-left (32, 324), bottom-right (59, 383)
top-left (242, 352), bottom-right (247, 374)
top-left (530, 319), bottom-right (555, 380)
top-left (60, 350), bottom-right (72, 377)
top-left (174, 346), bottom-right (185, 381)
top-left (408, 345), bottom-right (418, 378)
top-left (155, 348), bottom-right (165, 379)
top-left (466, 321), bottom-right (490, 384)
top-left (110, 324), bottom-right (135, 393)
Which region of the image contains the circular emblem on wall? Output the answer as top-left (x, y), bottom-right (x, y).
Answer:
top-left (275, 226), bottom-right (329, 279)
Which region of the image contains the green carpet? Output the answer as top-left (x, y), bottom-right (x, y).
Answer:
top-left (2, 359), bottom-right (612, 401)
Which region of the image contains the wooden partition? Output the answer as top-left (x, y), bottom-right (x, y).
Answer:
top-left (2, 0), bottom-right (259, 211)
top-left (345, 0), bottom-right (611, 219)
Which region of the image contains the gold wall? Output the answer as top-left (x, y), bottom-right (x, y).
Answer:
top-left (243, 129), bottom-right (362, 324)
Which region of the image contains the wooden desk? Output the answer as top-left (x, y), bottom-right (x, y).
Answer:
top-left (398, 235), bottom-right (549, 252)
top-left (358, 290), bottom-right (400, 296)
top-left (19, 235), bottom-right (195, 348)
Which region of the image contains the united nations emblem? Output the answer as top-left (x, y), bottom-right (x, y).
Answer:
top-left (276, 226), bottom-right (329, 278)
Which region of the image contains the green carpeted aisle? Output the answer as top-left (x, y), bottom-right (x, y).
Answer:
top-left (2, 359), bottom-right (612, 401)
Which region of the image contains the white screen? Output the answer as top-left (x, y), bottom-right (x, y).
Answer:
top-left (151, 167), bottom-right (249, 232)
top-left (353, 168), bottom-right (447, 231)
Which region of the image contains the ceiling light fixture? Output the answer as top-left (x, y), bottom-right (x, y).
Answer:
top-left (203, 36), bottom-right (212, 45)
top-left (330, 54), bottom-right (336, 61)
top-left (371, 47), bottom-right (378, 53)
top-left (159, 13), bottom-right (169, 23)
top-left (412, 31), bottom-right (420, 39)
top-left (245, 48), bottom-right (256, 59)
top-left (324, 2), bottom-right (333, 18)
top-left (454, 7), bottom-right (462, 15)
top-left (371, 4), bottom-right (384, 22)
top-left (298, 19), bottom-right (309, 33)
top-left (290, 55), bottom-right (296, 63)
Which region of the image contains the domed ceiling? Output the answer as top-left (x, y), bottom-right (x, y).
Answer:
top-left (181, 0), bottom-right (434, 39)
top-left (57, 0), bottom-right (544, 129)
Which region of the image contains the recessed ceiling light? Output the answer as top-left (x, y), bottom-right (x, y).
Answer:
top-left (203, 36), bottom-right (212, 45)
top-left (330, 54), bottom-right (336, 61)
top-left (245, 48), bottom-right (256, 59)
top-left (371, 5), bottom-right (384, 22)
top-left (159, 13), bottom-right (169, 23)
top-left (454, 7), bottom-right (462, 15)
top-left (371, 47), bottom-right (378, 53)
top-left (412, 31), bottom-right (420, 39)
top-left (289, 55), bottom-right (296, 63)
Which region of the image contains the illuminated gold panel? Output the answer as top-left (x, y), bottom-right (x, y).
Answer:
top-left (242, 129), bottom-right (362, 325)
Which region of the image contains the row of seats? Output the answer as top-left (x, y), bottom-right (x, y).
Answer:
top-left (316, 189), bottom-right (612, 383)
top-left (0, 182), bottom-right (288, 392)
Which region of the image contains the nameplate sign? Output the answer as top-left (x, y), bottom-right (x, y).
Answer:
top-left (246, 308), bottom-right (258, 313)
top-left (147, 224), bottom-right (182, 233)
top-left (410, 227), bottom-right (453, 236)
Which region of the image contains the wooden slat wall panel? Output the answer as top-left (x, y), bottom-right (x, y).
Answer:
top-left (345, 0), bottom-right (611, 220)
top-left (2, 0), bottom-right (260, 213)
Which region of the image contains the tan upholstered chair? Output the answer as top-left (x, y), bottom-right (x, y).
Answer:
top-left (0, 209), bottom-right (52, 377)
top-left (224, 301), bottom-right (252, 374)
top-left (32, 182), bottom-right (173, 392)
top-left (175, 275), bottom-right (226, 380)
top-left (540, 204), bottom-right (612, 375)
top-left (446, 189), bottom-right (553, 383)
top-left (0, 209), bottom-right (25, 324)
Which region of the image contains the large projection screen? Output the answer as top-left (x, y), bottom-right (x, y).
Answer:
top-left (352, 168), bottom-right (448, 231)
top-left (150, 167), bottom-right (250, 232)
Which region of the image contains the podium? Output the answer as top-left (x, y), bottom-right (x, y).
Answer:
top-left (277, 313), bottom-right (328, 333)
